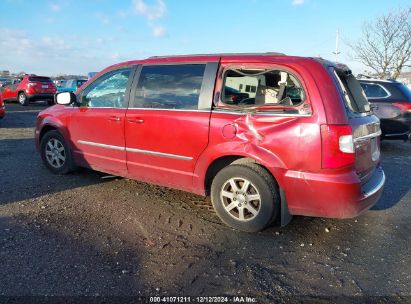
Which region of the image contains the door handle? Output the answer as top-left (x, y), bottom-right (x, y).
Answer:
top-left (108, 116), bottom-right (121, 122)
top-left (127, 118), bottom-right (144, 123)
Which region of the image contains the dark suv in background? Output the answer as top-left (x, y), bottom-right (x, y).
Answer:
top-left (359, 78), bottom-right (411, 141)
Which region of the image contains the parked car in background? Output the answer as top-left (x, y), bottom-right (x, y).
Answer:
top-left (36, 53), bottom-right (385, 232)
top-left (53, 80), bottom-right (65, 87)
top-left (359, 78), bottom-right (411, 141)
top-left (57, 79), bottom-right (87, 93)
top-left (0, 77), bottom-right (10, 87)
top-left (1, 75), bottom-right (56, 106)
top-left (0, 78), bottom-right (18, 92)
top-left (0, 94), bottom-right (5, 119)
top-left (224, 86), bottom-right (250, 104)
top-left (87, 72), bottom-right (97, 80)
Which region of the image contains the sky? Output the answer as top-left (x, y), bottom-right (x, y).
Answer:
top-left (0, 0), bottom-right (410, 76)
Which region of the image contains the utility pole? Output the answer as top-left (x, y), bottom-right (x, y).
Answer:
top-left (333, 30), bottom-right (340, 62)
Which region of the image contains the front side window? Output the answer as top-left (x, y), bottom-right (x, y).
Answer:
top-left (221, 68), bottom-right (305, 108)
top-left (81, 68), bottom-right (131, 108)
top-left (360, 83), bottom-right (389, 98)
top-left (133, 64), bottom-right (206, 110)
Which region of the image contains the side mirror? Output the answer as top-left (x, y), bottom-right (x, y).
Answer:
top-left (55, 92), bottom-right (76, 105)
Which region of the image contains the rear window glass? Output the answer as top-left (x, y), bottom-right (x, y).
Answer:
top-left (360, 83), bottom-right (389, 98)
top-left (29, 77), bottom-right (52, 83)
top-left (221, 68), bottom-right (305, 108)
top-left (333, 70), bottom-right (370, 113)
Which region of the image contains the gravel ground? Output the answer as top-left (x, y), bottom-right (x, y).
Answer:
top-left (0, 103), bottom-right (410, 303)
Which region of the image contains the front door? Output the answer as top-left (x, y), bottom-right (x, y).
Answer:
top-left (125, 63), bottom-right (218, 192)
top-left (2, 79), bottom-right (20, 101)
top-left (68, 67), bottom-right (134, 175)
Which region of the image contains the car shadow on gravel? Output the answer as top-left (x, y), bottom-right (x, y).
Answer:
top-left (372, 140), bottom-right (411, 210)
top-left (0, 138), bottom-right (112, 206)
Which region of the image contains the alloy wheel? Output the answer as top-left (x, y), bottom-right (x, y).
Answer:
top-left (45, 138), bottom-right (66, 168)
top-left (220, 177), bottom-right (261, 222)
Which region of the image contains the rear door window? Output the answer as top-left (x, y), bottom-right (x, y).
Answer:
top-left (220, 68), bottom-right (305, 108)
top-left (132, 64), bottom-right (206, 110)
top-left (333, 70), bottom-right (370, 113)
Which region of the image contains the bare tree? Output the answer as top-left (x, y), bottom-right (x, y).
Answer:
top-left (349, 7), bottom-right (411, 79)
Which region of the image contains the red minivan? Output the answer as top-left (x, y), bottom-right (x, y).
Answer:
top-left (35, 54), bottom-right (385, 232)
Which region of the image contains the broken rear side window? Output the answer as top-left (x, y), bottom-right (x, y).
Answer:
top-left (333, 69), bottom-right (370, 113)
top-left (221, 69), bottom-right (305, 108)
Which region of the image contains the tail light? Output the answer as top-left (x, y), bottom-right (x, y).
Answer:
top-left (393, 102), bottom-right (411, 113)
top-left (321, 124), bottom-right (355, 169)
top-left (27, 82), bottom-right (37, 87)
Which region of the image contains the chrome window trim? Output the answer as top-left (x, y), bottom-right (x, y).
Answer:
top-left (126, 107), bottom-right (311, 116)
top-left (211, 109), bottom-right (311, 117)
top-left (77, 140), bottom-right (192, 161)
top-left (127, 107), bottom-right (210, 113)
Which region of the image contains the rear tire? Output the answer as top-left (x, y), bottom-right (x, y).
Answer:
top-left (18, 92), bottom-right (28, 106)
top-left (40, 130), bottom-right (74, 174)
top-left (211, 163), bottom-right (279, 232)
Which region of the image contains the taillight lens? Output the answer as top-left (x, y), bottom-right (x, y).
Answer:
top-left (27, 82), bottom-right (37, 87)
top-left (321, 125), bottom-right (355, 169)
top-left (393, 102), bottom-right (411, 113)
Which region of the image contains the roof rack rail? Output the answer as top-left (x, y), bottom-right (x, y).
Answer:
top-left (148, 52), bottom-right (286, 59)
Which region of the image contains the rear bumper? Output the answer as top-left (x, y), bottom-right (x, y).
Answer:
top-left (283, 166), bottom-right (385, 219)
top-left (27, 93), bottom-right (55, 102)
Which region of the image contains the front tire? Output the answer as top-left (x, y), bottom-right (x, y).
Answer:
top-left (18, 92), bottom-right (28, 106)
top-left (40, 130), bottom-right (74, 174)
top-left (211, 164), bottom-right (279, 232)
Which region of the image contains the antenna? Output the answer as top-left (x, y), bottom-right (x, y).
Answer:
top-left (333, 30), bottom-right (340, 62)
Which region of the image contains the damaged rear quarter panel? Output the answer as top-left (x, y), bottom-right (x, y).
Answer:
top-left (194, 59), bottom-right (326, 193)
top-left (194, 111), bottom-right (322, 193)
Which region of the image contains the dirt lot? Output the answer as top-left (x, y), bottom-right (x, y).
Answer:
top-left (0, 103), bottom-right (410, 302)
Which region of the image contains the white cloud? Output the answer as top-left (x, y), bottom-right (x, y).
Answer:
top-left (152, 25), bottom-right (166, 38)
top-left (96, 12), bottom-right (110, 24)
top-left (292, 0), bottom-right (305, 6)
top-left (133, 0), bottom-right (166, 20)
top-left (49, 3), bottom-right (61, 12)
top-left (132, 0), bottom-right (168, 38)
top-left (0, 27), bottom-right (115, 75)
top-left (111, 52), bottom-right (120, 60)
